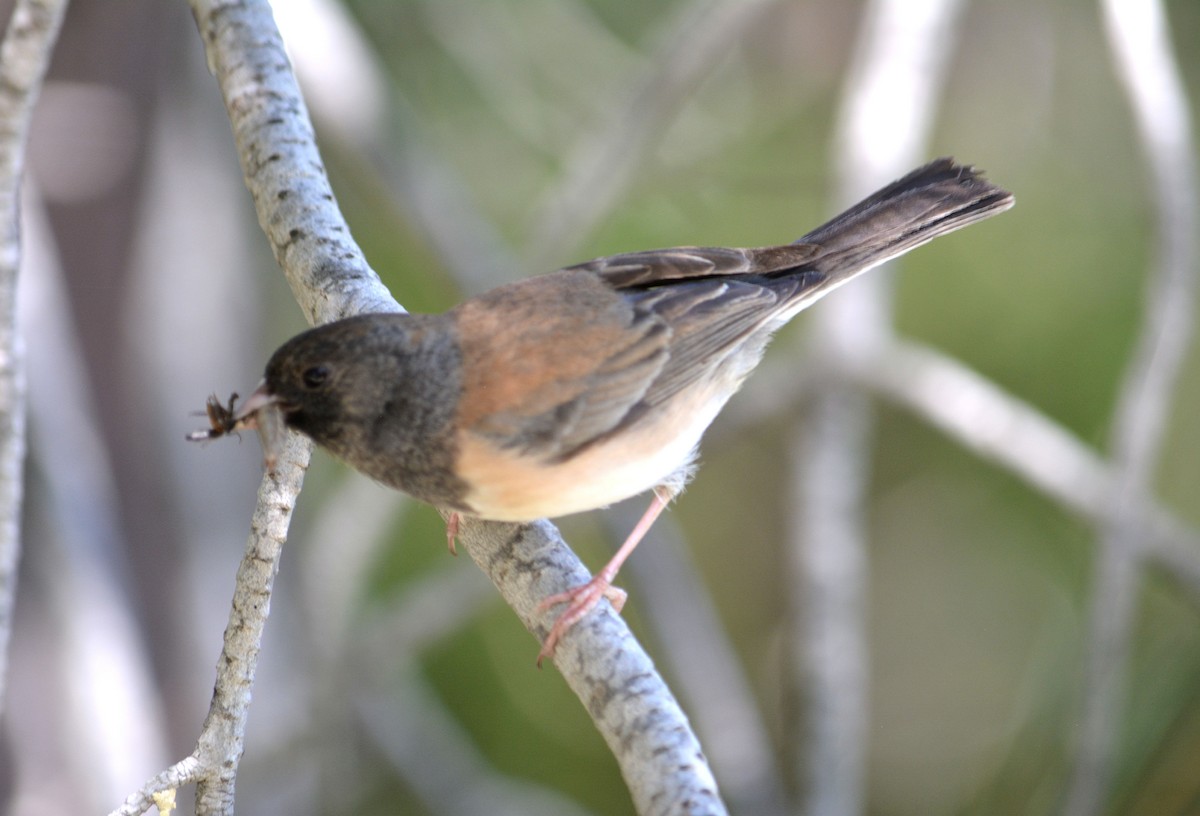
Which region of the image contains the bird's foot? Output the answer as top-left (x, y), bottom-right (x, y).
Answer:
top-left (535, 577), bottom-right (627, 667)
top-left (445, 512), bottom-right (459, 557)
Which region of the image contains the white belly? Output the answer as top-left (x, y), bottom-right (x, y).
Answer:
top-left (457, 384), bottom-right (728, 522)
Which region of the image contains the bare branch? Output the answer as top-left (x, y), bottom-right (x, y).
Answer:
top-left (274, 0), bottom-right (522, 292)
top-left (0, 0), bottom-right (68, 716)
top-left (191, 431), bottom-right (309, 813)
top-left (1066, 0), bottom-right (1198, 812)
top-left (524, 0), bottom-right (778, 270)
top-left (189, 0), bottom-right (395, 324)
top-left (851, 340), bottom-right (1200, 596)
top-left (790, 1), bottom-right (965, 813)
top-left (22, 186), bottom-right (170, 809)
top-left (110, 757), bottom-right (205, 816)
top-left (455, 516), bottom-right (726, 816)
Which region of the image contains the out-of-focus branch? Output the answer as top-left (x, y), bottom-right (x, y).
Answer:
top-left (850, 340), bottom-right (1200, 597)
top-left (1066, 1), bottom-right (1198, 813)
top-left (0, 0), bottom-right (68, 716)
top-left (343, 571), bottom-right (600, 816)
top-left (611, 507), bottom-right (792, 816)
top-left (273, 0), bottom-right (522, 292)
top-left (115, 1), bottom-right (724, 813)
top-left (790, 1), bottom-right (965, 814)
top-left (524, 0), bottom-right (778, 270)
top-left (21, 185), bottom-right (170, 809)
top-left (355, 683), bottom-right (601, 816)
top-left (716, 331), bottom-right (1200, 600)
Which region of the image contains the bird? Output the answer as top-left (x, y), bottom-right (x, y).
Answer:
top-left (203, 158), bottom-right (1013, 664)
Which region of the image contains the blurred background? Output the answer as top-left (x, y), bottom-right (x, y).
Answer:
top-left (5, 0), bottom-right (1200, 814)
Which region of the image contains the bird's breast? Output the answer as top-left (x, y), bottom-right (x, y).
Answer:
top-left (454, 380), bottom-right (729, 522)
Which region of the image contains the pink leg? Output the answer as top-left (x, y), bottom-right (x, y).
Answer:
top-left (536, 487), bottom-right (673, 666)
top-left (446, 512), bottom-right (460, 557)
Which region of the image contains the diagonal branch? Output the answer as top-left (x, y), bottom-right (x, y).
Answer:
top-left (524, 0), bottom-right (777, 270)
top-left (0, 0), bottom-right (70, 716)
top-left (851, 340), bottom-right (1200, 598)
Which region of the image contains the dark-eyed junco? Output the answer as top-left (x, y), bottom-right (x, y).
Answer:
top-left (195, 158), bottom-right (1013, 663)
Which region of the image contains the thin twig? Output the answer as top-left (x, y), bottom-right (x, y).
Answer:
top-left (273, 0), bottom-right (522, 292)
top-left (356, 682), bottom-right (600, 816)
top-left (192, 432), bottom-right (308, 813)
top-left (22, 185), bottom-right (170, 809)
top-left (110, 757), bottom-right (205, 816)
top-left (790, 1), bottom-right (965, 813)
top-left (850, 340), bottom-right (1200, 598)
top-left (611, 507), bottom-right (792, 816)
top-left (524, 0), bottom-right (778, 270)
top-left (1066, 1), bottom-right (1198, 813)
top-left (0, 0), bottom-right (69, 716)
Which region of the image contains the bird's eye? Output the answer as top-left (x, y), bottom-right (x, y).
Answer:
top-left (301, 364), bottom-right (330, 389)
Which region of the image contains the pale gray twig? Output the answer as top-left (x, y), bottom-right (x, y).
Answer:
top-left (524, 0), bottom-right (778, 270)
top-left (1066, 1), bottom-right (1198, 813)
top-left (420, 0), bottom-right (638, 155)
top-left (0, 0), bottom-right (69, 716)
top-left (20, 186), bottom-right (170, 809)
top-left (125, 31), bottom-right (267, 714)
top-left (611, 506), bottom-right (792, 816)
top-left (111, 757), bottom-right (206, 816)
top-left (791, 1), bottom-right (966, 813)
top-left (356, 682), bottom-right (599, 816)
top-left (274, 0), bottom-right (521, 292)
top-left (850, 341), bottom-right (1200, 599)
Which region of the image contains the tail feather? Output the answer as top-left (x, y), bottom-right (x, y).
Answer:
top-left (794, 158), bottom-right (1013, 285)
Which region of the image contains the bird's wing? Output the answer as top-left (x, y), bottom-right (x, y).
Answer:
top-left (453, 269), bottom-right (672, 460)
top-left (578, 244), bottom-right (828, 407)
top-left (455, 160), bottom-right (1015, 463)
top-left (454, 247), bottom-right (821, 461)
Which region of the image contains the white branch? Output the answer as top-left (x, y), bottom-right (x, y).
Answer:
top-left (790, 1), bottom-right (965, 814)
top-left (273, 0), bottom-right (522, 292)
top-left (1067, 1), bottom-right (1198, 813)
top-left (0, 0), bottom-right (69, 715)
top-left (524, 0), bottom-right (777, 270)
top-left (852, 340), bottom-right (1200, 595)
top-left (23, 185), bottom-right (170, 808)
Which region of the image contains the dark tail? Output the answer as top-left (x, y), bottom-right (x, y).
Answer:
top-left (794, 158), bottom-right (1013, 285)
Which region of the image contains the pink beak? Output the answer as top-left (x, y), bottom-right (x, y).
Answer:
top-left (233, 380), bottom-right (277, 426)
top-left (232, 379), bottom-right (289, 471)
